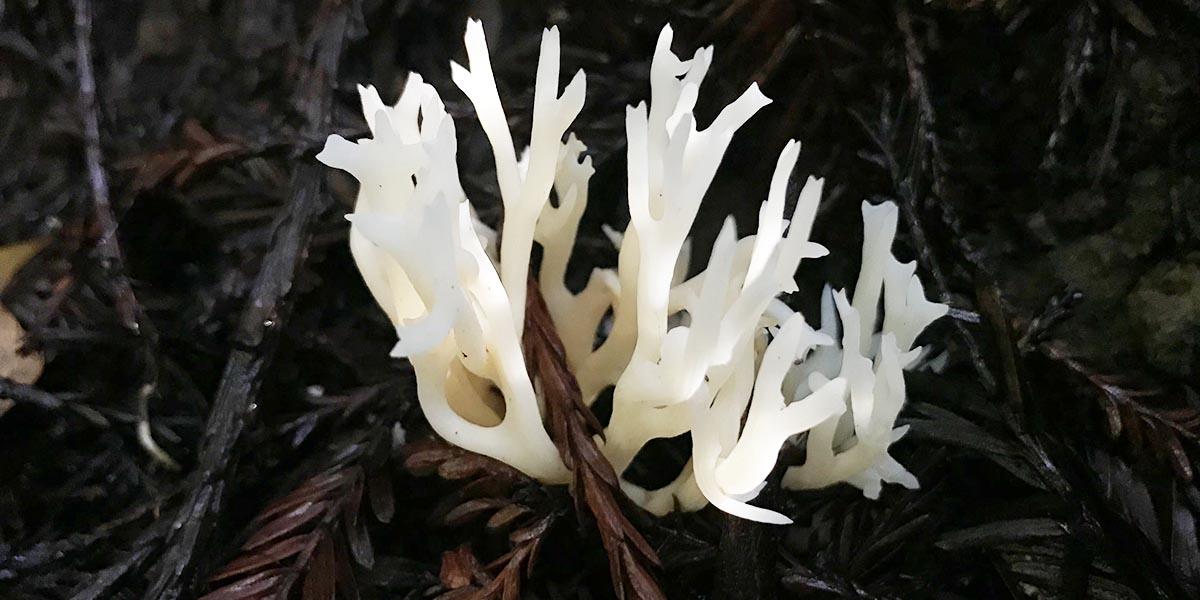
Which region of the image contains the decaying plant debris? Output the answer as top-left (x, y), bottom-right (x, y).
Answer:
top-left (2, 0), bottom-right (1199, 598)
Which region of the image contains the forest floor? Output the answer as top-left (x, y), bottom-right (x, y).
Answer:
top-left (1, 0), bottom-right (1199, 598)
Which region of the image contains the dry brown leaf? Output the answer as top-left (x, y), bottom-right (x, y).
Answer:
top-left (0, 236), bottom-right (49, 289)
top-left (0, 309), bottom-right (45, 395)
top-left (439, 544), bottom-right (484, 590)
top-left (0, 237), bottom-right (50, 415)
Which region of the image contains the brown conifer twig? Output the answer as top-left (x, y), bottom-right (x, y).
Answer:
top-left (1014, 290), bottom-right (1199, 482)
top-left (200, 467), bottom-right (368, 600)
top-left (404, 439), bottom-right (556, 600)
top-left (523, 277), bottom-right (666, 600)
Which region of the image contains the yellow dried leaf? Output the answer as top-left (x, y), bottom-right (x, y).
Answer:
top-left (0, 308), bottom-right (42, 383)
top-left (0, 236), bottom-right (50, 415)
top-left (0, 236), bottom-right (50, 290)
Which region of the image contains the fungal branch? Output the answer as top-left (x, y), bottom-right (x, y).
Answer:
top-left (318, 20), bottom-right (947, 524)
top-left (452, 20), bottom-right (586, 337)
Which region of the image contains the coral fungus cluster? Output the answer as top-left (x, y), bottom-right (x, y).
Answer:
top-left (317, 20), bottom-right (946, 524)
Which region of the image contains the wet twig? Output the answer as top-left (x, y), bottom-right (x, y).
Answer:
top-left (0, 376), bottom-right (65, 410)
top-left (142, 0), bottom-right (361, 596)
top-left (718, 513), bottom-right (770, 600)
top-left (73, 0), bottom-right (175, 470)
top-left (0, 376), bottom-right (109, 425)
top-left (72, 0), bottom-right (139, 334)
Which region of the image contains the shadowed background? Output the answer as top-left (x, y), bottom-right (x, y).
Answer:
top-left (1, 0), bottom-right (1199, 598)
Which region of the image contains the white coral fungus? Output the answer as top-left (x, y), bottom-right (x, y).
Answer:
top-left (317, 20), bottom-right (947, 524)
